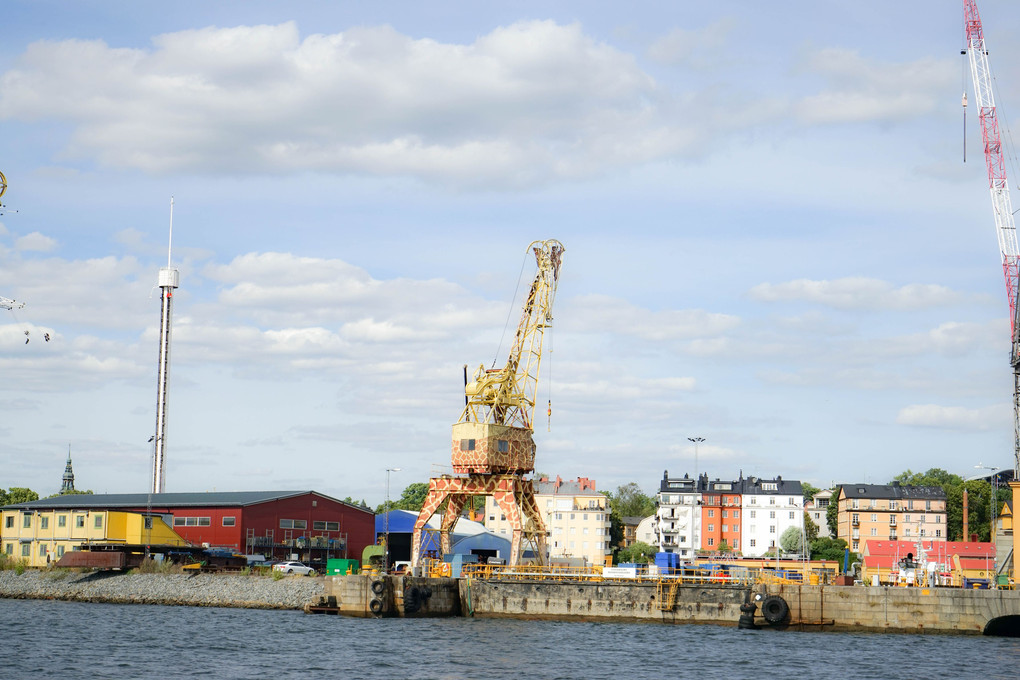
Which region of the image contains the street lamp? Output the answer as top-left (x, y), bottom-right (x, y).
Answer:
top-left (688, 437), bottom-right (705, 481)
top-left (385, 467), bottom-right (401, 573)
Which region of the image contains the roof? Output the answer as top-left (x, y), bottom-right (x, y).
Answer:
top-left (658, 471), bottom-right (805, 496)
top-left (534, 476), bottom-right (599, 495)
top-left (838, 483), bottom-right (946, 501)
top-left (0, 490), bottom-right (373, 514)
top-left (375, 509), bottom-right (508, 540)
top-left (740, 476), bottom-right (803, 496)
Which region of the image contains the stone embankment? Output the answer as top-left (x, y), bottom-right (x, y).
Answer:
top-left (0, 570), bottom-right (324, 609)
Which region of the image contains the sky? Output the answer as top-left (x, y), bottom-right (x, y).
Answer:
top-left (2, 0), bottom-right (1019, 506)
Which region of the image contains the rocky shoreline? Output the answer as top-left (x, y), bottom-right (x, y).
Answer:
top-left (0, 570), bottom-right (325, 609)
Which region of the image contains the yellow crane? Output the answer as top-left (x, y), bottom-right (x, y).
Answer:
top-left (411, 240), bottom-right (564, 569)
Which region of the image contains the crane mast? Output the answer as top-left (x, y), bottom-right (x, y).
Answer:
top-left (411, 240), bottom-right (564, 569)
top-left (964, 0), bottom-right (1020, 478)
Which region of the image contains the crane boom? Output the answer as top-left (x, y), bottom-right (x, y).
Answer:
top-left (964, 0), bottom-right (1020, 477)
top-left (1, 295), bottom-right (25, 311)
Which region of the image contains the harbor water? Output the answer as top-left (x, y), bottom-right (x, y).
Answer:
top-left (6, 597), bottom-right (1020, 679)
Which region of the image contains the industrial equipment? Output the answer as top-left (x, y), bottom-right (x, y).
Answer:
top-left (411, 240), bottom-right (564, 568)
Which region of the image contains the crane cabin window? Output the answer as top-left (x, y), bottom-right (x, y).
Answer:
top-left (461, 439), bottom-right (476, 451)
top-left (497, 440), bottom-right (509, 453)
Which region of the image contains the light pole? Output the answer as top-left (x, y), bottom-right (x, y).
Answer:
top-left (975, 463), bottom-right (998, 579)
top-left (385, 467), bottom-right (401, 573)
top-left (688, 437), bottom-right (705, 481)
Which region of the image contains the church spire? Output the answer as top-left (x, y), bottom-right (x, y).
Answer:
top-left (61, 445), bottom-right (75, 493)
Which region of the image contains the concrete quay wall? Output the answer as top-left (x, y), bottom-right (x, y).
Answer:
top-left (325, 574), bottom-right (461, 618)
top-left (462, 579), bottom-right (1020, 635)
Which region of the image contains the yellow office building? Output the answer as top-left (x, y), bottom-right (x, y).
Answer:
top-left (2, 507), bottom-right (188, 568)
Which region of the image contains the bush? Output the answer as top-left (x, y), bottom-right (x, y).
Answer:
top-left (272, 568), bottom-right (285, 580)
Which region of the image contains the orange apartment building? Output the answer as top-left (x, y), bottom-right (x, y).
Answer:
top-left (836, 482), bottom-right (947, 553)
top-left (699, 478), bottom-right (742, 553)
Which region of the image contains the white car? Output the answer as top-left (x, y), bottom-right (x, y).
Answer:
top-left (272, 561), bottom-right (316, 576)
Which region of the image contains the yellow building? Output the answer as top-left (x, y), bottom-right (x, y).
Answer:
top-left (2, 507), bottom-right (188, 568)
top-left (485, 476), bottom-right (612, 566)
top-left (836, 483), bottom-right (948, 553)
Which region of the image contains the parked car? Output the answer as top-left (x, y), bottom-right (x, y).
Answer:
top-left (272, 561), bottom-right (316, 576)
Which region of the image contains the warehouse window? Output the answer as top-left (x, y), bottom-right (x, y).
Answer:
top-left (58, 515), bottom-right (67, 528)
top-left (4, 543), bottom-right (12, 555)
top-left (94, 515), bottom-right (103, 529)
top-left (223, 517), bottom-right (236, 527)
top-left (4, 516), bottom-right (12, 529)
top-left (75, 516), bottom-right (85, 528)
top-left (39, 544), bottom-right (47, 557)
top-left (22, 544), bottom-right (31, 557)
top-left (41, 517), bottom-right (49, 530)
top-left (23, 514), bottom-right (31, 529)
top-left (174, 517), bottom-right (211, 527)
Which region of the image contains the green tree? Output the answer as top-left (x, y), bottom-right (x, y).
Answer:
top-left (4, 487), bottom-right (38, 505)
top-left (801, 482), bottom-right (821, 504)
top-left (810, 536), bottom-right (855, 567)
top-left (779, 526), bottom-right (806, 555)
top-left (608, 483), bottom-right (657, 518)
top-left (615, 541), bottom-right (658, 564)
top-left (376, 482), bottom-right (431, 514)
top-left (803, 511), bottom-right (819, 544)
top-left (826, 488), bottom-right (839, 537)
top-left (46, 489), bottom-right (94, 498)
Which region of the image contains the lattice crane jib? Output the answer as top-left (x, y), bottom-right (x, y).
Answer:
top-left (411, 240), bottom-right (564, 569)
top-left (964, 0), bottom-right (1020, 476)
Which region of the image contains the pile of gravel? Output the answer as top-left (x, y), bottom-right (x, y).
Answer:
top-left (0, 570), bottom-right (325, 610)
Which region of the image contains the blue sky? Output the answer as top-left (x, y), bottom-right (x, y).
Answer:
top-left (2, 0), bottom-right (1019, 505)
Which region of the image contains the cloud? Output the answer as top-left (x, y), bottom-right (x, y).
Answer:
top-left (567, 294), bottom-right (740, 340)
top-left (748, 277), bottom-right (967, 310)
top-left (0, 21), bottom-right (706, 187)
top-left (647, 20), bottom-right (735, 67)
top-left (15, 232), bottom-right (57, 252)
top-left (895, 403), bottom-right (1009, 431)
top-left (795, 48), bottom-right (951, 124)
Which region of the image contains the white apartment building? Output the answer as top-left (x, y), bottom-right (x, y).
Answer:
top-left (654, 471), bottom-right (700, 560)
top-left (483, 476), bottom-right (612, 566)
top-left (805, 489), bottom-right (833, 539)
top-left (740, 475), bottom-right (805, 558)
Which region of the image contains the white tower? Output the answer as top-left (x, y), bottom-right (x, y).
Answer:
top-left (152, 198), bottom-right (179, 494)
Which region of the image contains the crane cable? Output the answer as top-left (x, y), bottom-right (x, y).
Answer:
top-left (492, 246), bottom-right (531, 370)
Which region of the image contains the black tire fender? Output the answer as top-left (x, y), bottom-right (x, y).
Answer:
top-left (369, 598), bottom-right (383, 614)
top-left (761, 595), bottom-right (789, 624)
top-left (404, 586), bottom-right (421, 613)
top-left (371, 579), bottom-right (385, 595)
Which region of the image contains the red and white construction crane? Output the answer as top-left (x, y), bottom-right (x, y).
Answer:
top-left (964, 0), bottom-right (1020, 478)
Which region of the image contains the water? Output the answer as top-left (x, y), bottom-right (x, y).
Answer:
top-left (5, 597), bottom-right (1020, 679)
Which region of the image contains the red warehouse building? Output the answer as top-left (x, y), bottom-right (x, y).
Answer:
top-left (21, 490), bottom-right (375, 568)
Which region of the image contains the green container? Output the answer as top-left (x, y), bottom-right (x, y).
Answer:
top-left (327, 558), bottom-right (360, 575)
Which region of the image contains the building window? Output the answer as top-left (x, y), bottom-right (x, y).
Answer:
top-left (94, 515), bottom-right (103, 529)
top-left (57, 545), bottom-right (65, 557)
top-left (58, 515), bottom-right (67, 528)
top-left (39, 544), bottom-right (47, 557)
top-left (733, 510), bottom-right (739, 518)
top-left (223, 517), bottom-right (237, 527)
top-left (750, 539), bottom-right (756, 548)
top-left (23, 514), bottom-right (31, 529)
top-left (707, 538), bottom-right (715, 546)
top-left (750, 498), bottom-right (757, 505)
top-left (497, 440), bottom-right (509, 453)
top-left (936, 529), bottom-right (942, 537)
top-left (789, 511), bottom-right (795, 519)
top-left (707, 524), bottom-right (714, 531)
top-left (708, 509), bottom-right (715, 518)
top-left (750, 511), bottom-right (756, 519)
top-left (789, 497), bottom-right (795, 505)
top-left (461, 439), bottom-right (476, 451)
top-left (769, 511), bottom-right (776, 519)
top-left (904, 514), bottom-right (910, 523)
top-left (75, 516), bottom-right (85, 528)
top-left (583, 514), bottom-right (588, 520)
top-left (871, 514), bottom-right (877, 522)
top-left (176, 517), bottom-right (212, 527)
top-left (4, 543), bottom-right (12, 555)
top-left (870, 528), bottom-right (877, 536)
top-left (769, 526), bottom-right (776, 534)
top-left (144, 517), bottom-right (153, 529)
top-left (769, 497), bottom-right (776, 505)
top-left (22, 544), bottom-right (31, 557)
top-left (41, 517), bottom-right (49, 530)
top-left (5, 516), bottom-right (13, 529)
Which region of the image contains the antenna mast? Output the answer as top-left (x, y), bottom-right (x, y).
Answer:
top-left (152, 197), bottom-right (180, 494)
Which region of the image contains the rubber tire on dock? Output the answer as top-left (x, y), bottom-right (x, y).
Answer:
top-left (371, 580), bottom-right (385, 595)
top-left (404, 586), bottom-right (421, 614)
top-left (369, 598), bottom-right (383, 614)
top-left (760, 595), bottom-right (789, 625)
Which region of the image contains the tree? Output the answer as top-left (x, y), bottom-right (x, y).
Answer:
top-left (376, 482), bottom-right (431, 514)
top-left (826, 488), bottom-right (839, 537)
top-left (4, 487), bottom-right (38, 505)
top-left (615, 541), bottom-right (657, 564)
top-left (810, 536), bottom-right (855, 566)
top-left (608, 483), bottom-right (657, 518)
top-left (802, 482), bottom-right (821, 504)
top-left (803, 511), bottom-right (819, 544)
top-left (46, 489), bottom-right (94, 498)
top-left (779, 526), bottom-right (806, 555)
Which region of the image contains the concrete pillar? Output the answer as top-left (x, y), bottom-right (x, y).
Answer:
top-left (1011, 481), bottom-right (1020, 579)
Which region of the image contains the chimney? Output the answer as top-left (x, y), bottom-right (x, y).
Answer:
top-left (555, 475), bottom-right (562, 490)
top-left (962, 488), bottom-right (969, 542)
